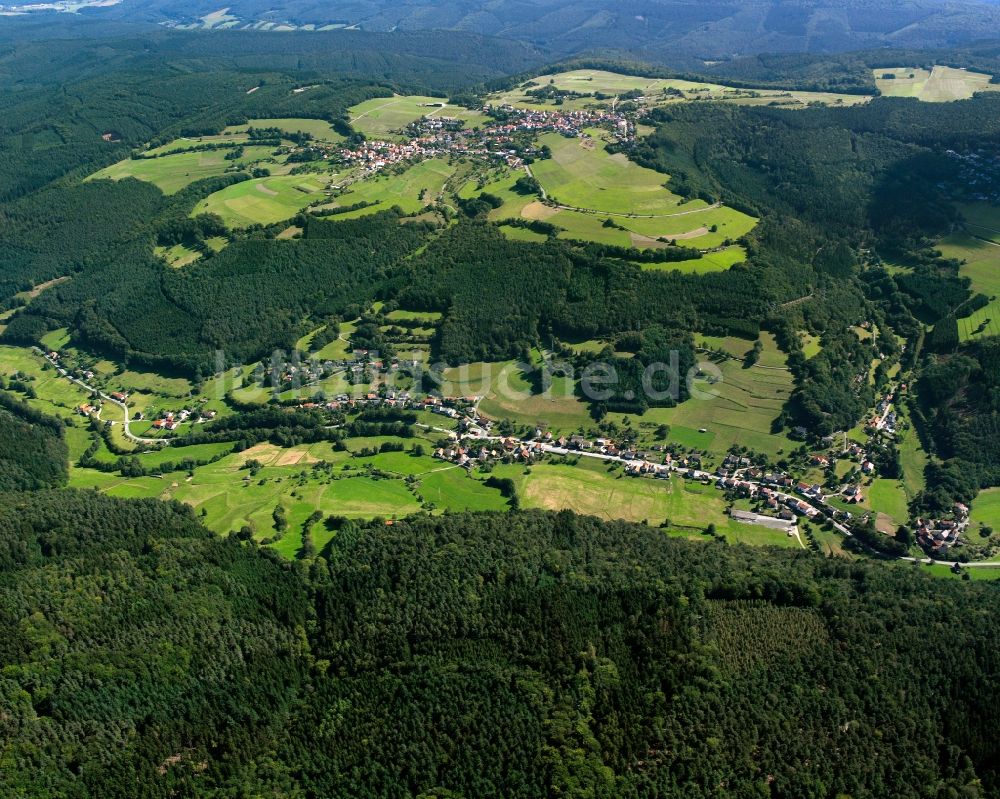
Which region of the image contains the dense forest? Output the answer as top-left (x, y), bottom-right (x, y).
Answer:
top-left (913, 338), bottom-right (1000, 512)
top-left (0, 390), bottom-right (68, 491)
top-left (3, 493), bottom-right (1000, 797)
top-left (397, 222), bottom-right (765, 365)
top-left (629, 96), bottom-right (1000, 487)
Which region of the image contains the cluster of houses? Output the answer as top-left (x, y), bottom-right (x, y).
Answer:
top-left (915, 504), bottom-right (971, 555)
top-left (293, 103), bottom-right (635, 186)
top-left (869, 390), bottom-right (898, 435)
top-left (483, 105), bottom-right (633, 144)
top-left (150, 407), bottom-right (215, 431)
top-left (435, 438), bottom-right (544, 467)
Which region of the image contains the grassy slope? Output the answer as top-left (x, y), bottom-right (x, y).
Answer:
top-left (193, 172), bottom-right (340, 228)
top-left (349, 95), bottom-right (488, 140)
top-left (493, 458), bottom-right (799, 547)
top-left (89, 145), bottom-right (278, 195)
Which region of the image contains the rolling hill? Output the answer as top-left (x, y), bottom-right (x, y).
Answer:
top-left (82, 0), bottom-right (1000, 62)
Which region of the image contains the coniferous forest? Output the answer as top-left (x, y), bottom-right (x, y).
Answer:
top-left (2, 489), bottom-right (1000, 798)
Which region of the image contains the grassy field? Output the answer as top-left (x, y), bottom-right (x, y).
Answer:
top-left (531, 129), bottom-right (690, 215)
top-left (89, 145), bottom-right (278, 195)
top-left (875, 66), bottom-right (999, 102)
top-left (492, 458), bottom-right (799, 547)
top-left (349, 95), bottom-right (489, 140)
top-left (867, 478), bottom-right (910, 528)
top-left (916, 563), bottom-right (1000, 581)
top-left (800, 332), bottom-right (822, 359)
top-left (443, 334), bottom-right (794, 459)
top-left (224, 117), bottom-right (344, 143)
top-left (193, 172), bottom-right (341, 227)
top-left (935, 226), bottom-right (1000, 342)
top-left (483, 134), bottom-right (756, 250)
top-left (695, 246), bottom-right (749, 270)
top-left (0, 345), bottom-right (93, 420)
top-left (154, 243), bottom-right (201, 268)
top-left (499, 224), bottom-right (549, 243)
top-left (632, 341), bottom-right (796, 458)
top-left (318, 158), bottom-right (455, 219)
top-left (971, 488), bottom-right (1000, 533)
top-left (492, 69), bottom-right (870, 111)
top-left (68, 437), bottom-right (509, 545)
top-left (959, 202), bottom-right (1000, 242)
top-left (384, 309), bottom-right (443, 323)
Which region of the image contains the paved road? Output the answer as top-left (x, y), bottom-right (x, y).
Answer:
top-left (37, 349), bottom-right (165, 446)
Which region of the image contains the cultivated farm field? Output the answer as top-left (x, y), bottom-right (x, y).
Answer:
top-left (874, 66), bottom-right (999, 102)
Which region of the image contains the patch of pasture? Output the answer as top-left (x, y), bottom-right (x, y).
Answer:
top-left (867, 478), bottom-right (910, 527)
top-left (493, 69), bottom-right (869, 111)
top-left (0, 344), bottom-right (93, 419)
top-left (88, 145), bottom-right (278, 195)
top-left (349, 95), bottom-right (488, 140)
top-left (935, 230), bottom-right (1000, 342)
top-left (154, 243), bottom-right (201, 268)
top-left (636, 345), bottom-right (796, 458)
top-left (224, 117), bottom-right (345, 143)
top-left (531, 130), bottom-right (689, 215)
top-left (384, 309), bottom-right (443, 323)
top-left (498, 224), bottom-right (549, 243)
top-left (193, 172), bottom-right (340, 228)
top-left (971, 488), bottom-right (1000, 532)
top-left (320, 158), bottom-right (455, 219)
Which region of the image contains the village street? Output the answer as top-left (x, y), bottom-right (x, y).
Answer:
top-left (37, 348), bottom-right (164, 445)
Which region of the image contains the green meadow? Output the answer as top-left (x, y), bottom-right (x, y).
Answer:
top-left (224, 117), bottom-right (345, 142)
top-left (531, 129), bottom-right (690, 215)
top-left (89, 145), bottom-right (278, 195)
top-left (936, 228), bottom-right (1000, 342)
top-left (491, 69), bottom-right (870, 111)
top-left (634, 337), bottom-right (796, 458)
top-left (441, 334), bottom-right (794, 459)
top-left (193, 172), bottom-right (341, 227)
top-left (482, 132), bottom-right (757, 250)
top-left (318, 158), bottom-right (455, 219)
top-left (492, 458), bottom-right (800, 547)
top-left (971, 488), bottom-right (1000, 532)
top-left (349, 95), bottom-right (489, 140)
top-left (0, 345), bottom-right (94, 420)
top-left (154, 243), bottom-right (201, 268)
top-left (68, 437), bottom-right (510, 544)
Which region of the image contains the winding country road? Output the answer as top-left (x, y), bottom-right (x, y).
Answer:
top-left (36, 348), bottom-right (165, 446)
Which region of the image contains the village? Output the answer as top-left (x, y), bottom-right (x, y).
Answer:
top-left (267, 353), bottom-right (971, 558)
top-left (298, 103), bottom-right (634, 179)
top-left (40, 327), bottom-right (972, 561)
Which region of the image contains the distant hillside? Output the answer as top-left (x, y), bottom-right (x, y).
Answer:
top-left (85, 0), bottom-right (1000, 63)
